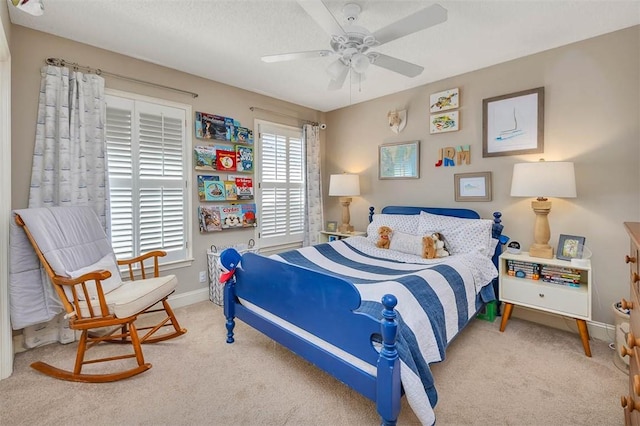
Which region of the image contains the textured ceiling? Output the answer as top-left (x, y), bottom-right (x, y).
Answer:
top-left (8, 0), bottom-right (640, 112)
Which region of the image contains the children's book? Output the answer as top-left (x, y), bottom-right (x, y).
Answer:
top-left (234, 177), bottom-right (253, 200)
top-left (235, 145), bottom-right (253, 172)
top-left (204, 181), bottom-right (226, 201)
top-left (236, 127), bottom-right (252, 144)
top-left (241, 203), bottom-right (257, 227)
top-left (224, 117), bottom-right (237, 142)
top-left (194, 146), bottom-right (216, 170)
top-left (216, 149), bottom-right (236, 171)
top-left (198, 206), bottom-right (222, 232)
top-left (197, 175), bottom-right (220, 200)
top-left (220, 205), bottom-right (243, 228)
top-left (224, 181), bottom-right (238, 201)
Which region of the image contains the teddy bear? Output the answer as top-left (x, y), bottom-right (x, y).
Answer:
top-left (432, 232), bottom-right (450, 258)
top-left (422, 235), bottom-right (437, 259)
top-left (422, 233), bottom-right (450, 259)
top-left (376, 226), bottom-right (393, 249)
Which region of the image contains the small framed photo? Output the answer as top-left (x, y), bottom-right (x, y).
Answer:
top-left (556, 234), bottom-right (586, 260)
top-left (326, 221), bottom-right (337, 232)
top-left (429, 111), bottom-right (459, 134)
top-left (328, 235), bottom-right (338, 242)
top-left (454, 172), bottom-right (492, 202)
top-left (482, 87), bottom-right (544, 157)
top-left (430, 88), bottom-right (459, 113)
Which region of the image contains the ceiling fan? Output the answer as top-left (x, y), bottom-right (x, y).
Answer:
top-left (261, 0), bottom-right (448, 90)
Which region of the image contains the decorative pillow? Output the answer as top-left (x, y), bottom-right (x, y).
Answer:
top-left (366, 214), bottom-right (420, 244)
top-left (65, 253), bottom-right (123, 301)
top-left (389, 231), bottom-right (424, 257)
top-left (418, 211), bottom-right (493, 256)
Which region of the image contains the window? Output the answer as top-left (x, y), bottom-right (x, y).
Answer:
top-left (105, 92), bottom-right (191, 265)
top-left (257, 121), bottom-right (305, 248)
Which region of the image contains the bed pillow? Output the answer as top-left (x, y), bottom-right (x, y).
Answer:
top-left (65, 253), bottom-right (123, 301)
top-left (418, 211), bottom-right (493, 257)
top-left (366, 213), bottom-right (420, 244)
top-left (389, 231), bottom-right (424, 257)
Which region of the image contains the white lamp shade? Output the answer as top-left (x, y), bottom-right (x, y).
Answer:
top-left (329, 174), bottom-right (360, 197)
top-left (510, 161), bottom-right (576, 198)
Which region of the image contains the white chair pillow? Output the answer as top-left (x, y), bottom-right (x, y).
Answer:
top-left (65, 253), bottom-right (123, 301)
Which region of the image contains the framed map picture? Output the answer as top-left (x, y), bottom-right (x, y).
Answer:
top-left (378, 141), bottom-right (420, 180)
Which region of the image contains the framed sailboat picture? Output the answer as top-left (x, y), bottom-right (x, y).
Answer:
top-left (482, 87), bottom-right (544, 157)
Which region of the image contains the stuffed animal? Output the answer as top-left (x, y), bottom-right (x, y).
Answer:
top-left (376, 226), bottom-right (393, 249)
top-left (432, 232), bottom-right (450, 258)
top-left (422, 233), bottom-right (450, 259)
top-left (422, 235), bottom-right (437, 259)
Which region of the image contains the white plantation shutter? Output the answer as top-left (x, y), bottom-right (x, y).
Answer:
top-left (105, 94), bottom-right (189, 264)
top-left (258, 122), bottom-right (305, 247)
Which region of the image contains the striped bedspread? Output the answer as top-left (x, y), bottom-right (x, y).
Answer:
top-left (271, 236), bottom-right (497, 425)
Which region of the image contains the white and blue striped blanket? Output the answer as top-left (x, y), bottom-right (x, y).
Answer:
top-left (271, 236), bottom-right (497, 425)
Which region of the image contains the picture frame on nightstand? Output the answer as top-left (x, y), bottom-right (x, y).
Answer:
top-left (556, 234), bottom-right (586, 261)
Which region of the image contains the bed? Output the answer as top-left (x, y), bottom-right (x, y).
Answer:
top-left (223, 206), bottom-right (505, 425)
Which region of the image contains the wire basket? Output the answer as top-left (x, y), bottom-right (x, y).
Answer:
top-left (207, 239), bottom-right (258, 306)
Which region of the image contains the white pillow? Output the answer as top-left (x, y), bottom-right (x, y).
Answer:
top-left (389, 231), bottom-right (424, 257)
top-left (418, 211), bottom-right (493, 256)
top-left (65, 253), bottom-right (123, 301)
top-left (366, 214), bottom-right (420, 244)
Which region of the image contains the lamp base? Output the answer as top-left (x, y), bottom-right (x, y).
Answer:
top-left (338, 224), bottom-right (354, 233)
top-left (529, 244), bottom-right (553, 259)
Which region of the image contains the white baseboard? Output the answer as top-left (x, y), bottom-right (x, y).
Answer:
top-left (510, 306), bottom-right (616, 344)
top-left (169, 287), bottom-right (210, 309)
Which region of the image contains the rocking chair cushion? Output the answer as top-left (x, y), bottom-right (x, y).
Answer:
top-left (76, 274), bottom-right (178, 319)
top-left (66, 253), bottom-right (123, 301)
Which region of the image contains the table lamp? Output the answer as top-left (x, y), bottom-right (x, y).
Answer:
top-left (510, 160), bottom-right (576, 259)
top-left (329, 173), bottom-right (360, 233)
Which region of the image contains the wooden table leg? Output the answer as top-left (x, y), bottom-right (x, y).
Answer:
top-left (576, 319), bottom-right (592, 357)
top-left (499, 303), bottom-right (514, 332)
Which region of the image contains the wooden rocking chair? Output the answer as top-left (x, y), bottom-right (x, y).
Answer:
top-left (14, 206), bottom-right (187, 383)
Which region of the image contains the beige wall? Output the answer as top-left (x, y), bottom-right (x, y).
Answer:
top-left (325, 26), bottom-right (640, 325)
top-left (10, 25), bottom-right (325, 296)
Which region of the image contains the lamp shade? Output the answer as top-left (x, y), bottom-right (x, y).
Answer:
top-left (510, 161), bottom-right (576, 198)
top-left (329, 174), bottom-right (360, 197)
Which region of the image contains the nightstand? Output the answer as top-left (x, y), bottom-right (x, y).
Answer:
top-left (498, 251), bottom-right (592, 357)
top-left (319, 230), bottom-right (365, 243)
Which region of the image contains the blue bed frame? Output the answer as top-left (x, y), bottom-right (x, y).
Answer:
top-left (224, 206), bottom-right (504, 425)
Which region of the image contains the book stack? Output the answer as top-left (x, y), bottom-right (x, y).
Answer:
top-left (506, 259), bottom-right (542, 280)
top-left (540, 265), bottom-right (582, 288)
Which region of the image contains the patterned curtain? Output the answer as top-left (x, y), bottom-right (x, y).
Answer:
top-left (303, 124), bottom-right (323, 246)
top-left (28, 65), bottom-right (109, 227)
top-left (8, 65), bottom-right (108, 331)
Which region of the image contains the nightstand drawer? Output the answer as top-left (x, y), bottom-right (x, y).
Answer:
top-left (501, 277), bottom-right (589, 318)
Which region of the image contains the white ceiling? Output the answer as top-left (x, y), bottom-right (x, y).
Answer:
top-left (8, 0), bottom-right (640, 112)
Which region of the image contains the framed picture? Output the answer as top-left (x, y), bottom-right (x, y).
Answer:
top-left (482, 87), bottom-right (544, 157)
top-left (429, 88), bottom-right (459, 113)
top-left (556, 234), bottom-right (586, 260)
top-left (378, 140), bottom-right (420, 179)
top-left (328, 235), bottom-right (338, 242)
top-left (430, 111), bottom-right (459, 134)
top-left (454, 172), bottom-right (492, 202)
top-left (326, 221), bottom-right (337, 232)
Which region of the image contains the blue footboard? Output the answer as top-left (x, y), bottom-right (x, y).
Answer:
top-left (224, 253), bottom-right (401, 425)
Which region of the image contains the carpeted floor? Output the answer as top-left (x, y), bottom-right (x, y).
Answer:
top-left (0, 300), bottom-right (627, 425)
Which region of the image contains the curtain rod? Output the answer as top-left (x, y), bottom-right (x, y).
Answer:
top-left (249, 106), bottom-right (318, 126)
top-left (45, 57), bottom-right (199, 99)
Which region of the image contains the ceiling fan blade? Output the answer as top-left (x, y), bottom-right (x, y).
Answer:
top-left (373, 3), bottom-right (447, 45)
top-left (327, 65), bottom-right (349, 91)
top-left (262, 50), bottom-right (334, 63)
top-left (296, 0), bottom-right (346, 37)
top-left (370, 53), bottom-right (424, 78)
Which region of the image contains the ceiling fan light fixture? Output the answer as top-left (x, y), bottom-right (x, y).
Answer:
top-left (351, 52), bottom-right (370, 74)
